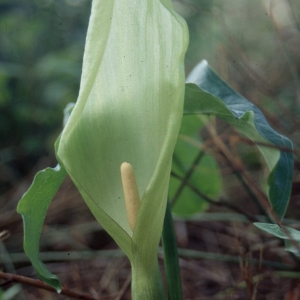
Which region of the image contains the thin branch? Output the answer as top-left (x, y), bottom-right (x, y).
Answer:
top-left (171, 150), bottom-right (205, 206)
top-left (175, 248), bottom-right (293, 271)
top-left (171, 171), bottom-right (259, 223)
top-left (205, 122), bottom-right (300, 259)
top-left (235, 136), bottom-right (299, 155)
top-left (114, 275), bottom-right (131, 300)
top-left (0, 271), bottom-right (113, 300)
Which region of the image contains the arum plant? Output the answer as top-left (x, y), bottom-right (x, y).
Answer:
top-left (18, 0), bottom-right (188, 299)
top-left (17, 0), bottom-right (295, 299)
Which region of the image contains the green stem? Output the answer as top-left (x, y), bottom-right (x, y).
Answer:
top-left (131, 257), bottom-right (166, 300)
top-left (162, 200), bottom-right (183, 300)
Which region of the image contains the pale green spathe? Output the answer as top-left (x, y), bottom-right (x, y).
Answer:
top-left (57, 0), bottom-right (188, 264)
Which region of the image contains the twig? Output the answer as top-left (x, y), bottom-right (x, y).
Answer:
top-left (0, 271), bottom-right (111, 300)
top-left (171, 171), bottom-right (259, 222)
top-left (269, 0), bottom-right (300, 113)
top-left (171, 150), bottom-right (205, 206)
top-left (206, 122), bottom-right (300, 261)
top-left (6, 250), bottom-right (125, 264)
top-left (174, 249), bottom-right (293, 271)
top-left (0, 279), bottom-right (13, 287)
top-left (216, 8), bottom-right (297, 134)
top-left (114, 275), bottom-right (131, 300)
top-left (207, 122), bottom-right (273, 215)
top-left (235, 136), bottom-right (300, 155)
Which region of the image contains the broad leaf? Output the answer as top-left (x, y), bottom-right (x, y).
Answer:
top-left (17, 163), bottom-right (66, 292)
top-left (185, 60), bottom-right (293, 219)
top-left (16, 106), bottom-right (72, 291)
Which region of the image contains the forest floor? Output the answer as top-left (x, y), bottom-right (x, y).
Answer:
top-left (1, 140), bottom-right (300, 300)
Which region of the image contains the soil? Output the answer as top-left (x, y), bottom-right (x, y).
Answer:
top-left (1, 150), bottom-right (300, 300)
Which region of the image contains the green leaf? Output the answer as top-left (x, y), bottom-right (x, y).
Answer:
top-left (254, 222), bottom-right (300, 240)
top-left (0, 285), bottom-right (22, 300)
top-left (185, 60), bottom-right (293, 219)
top-left (170, 115), bottom-right (221, 216)
top-left (17, 164), bottom-right (66, 292)
top-left (254, 223), bottom-right (300, 256)
top-left (16, 104), bottom-right (73, 291)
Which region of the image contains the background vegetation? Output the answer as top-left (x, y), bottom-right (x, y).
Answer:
top-left (1, 0), bottom-right (300, 299)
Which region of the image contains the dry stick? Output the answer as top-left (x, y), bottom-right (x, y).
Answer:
top-left (114, 275), bottom-right (131, 300)
top-left (170, 171), bottom-right (259, 223)
top-left (216, 9), bottom-right (296, 133)
top-left (286, 0), bottom-right (300, 32)
top-left (0, 271), bottom-right (114, 300)
top-left (220, 142), bottom-right (270, 219)
top-left (236, 136), bottom-right (300, 155)
top-left (206, 122), bottom-right (300, 258)
top-left (207, 122), bottom-right (274, 216)
top-left (270, 1), bottom-right (300, 113)
top-left (170, 150), bottom-right (205, 206)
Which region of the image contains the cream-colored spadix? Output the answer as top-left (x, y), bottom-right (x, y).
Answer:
top-left (120, 162), bottom-right (141, 231)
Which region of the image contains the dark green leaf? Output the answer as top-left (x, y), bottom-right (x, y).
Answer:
top-left (184, 60), bottom-right (293, 219)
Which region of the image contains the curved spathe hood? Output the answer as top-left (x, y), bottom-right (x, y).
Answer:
top-left (57, 0), bottom-right (188, 257)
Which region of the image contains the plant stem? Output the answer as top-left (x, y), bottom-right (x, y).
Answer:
top-left (131, 258), bottom-right (166, 300)
top-left (162, 200), bottom-right (183, 300)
